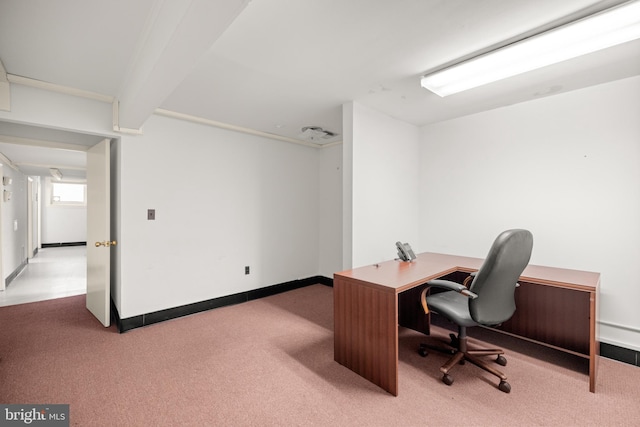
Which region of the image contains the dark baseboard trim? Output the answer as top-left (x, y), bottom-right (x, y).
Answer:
top-left (42, 242), bottom-right (87, 248)
top-left (5, 259), bottom-right (28, 288)
top-left (315, 275), bottom-right (333, 287)
top-left (113, 275), bottom-right (333, 333)
top-left (601, 342), bottom-right (639, 367)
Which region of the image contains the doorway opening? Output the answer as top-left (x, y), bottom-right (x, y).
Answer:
top-left (0, 121), bottom-right (106, 309)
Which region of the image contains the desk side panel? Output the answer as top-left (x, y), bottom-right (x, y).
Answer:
top-left (590, 280), bottom-right (599, 393)
top-left (334, 276), bottom-right (398, 395)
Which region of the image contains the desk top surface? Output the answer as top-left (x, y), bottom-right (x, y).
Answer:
top-left (334, 252), bottom-right (600, 293)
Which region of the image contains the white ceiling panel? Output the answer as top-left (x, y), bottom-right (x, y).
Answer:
top-left (0, 0), bottom-right (638, 170)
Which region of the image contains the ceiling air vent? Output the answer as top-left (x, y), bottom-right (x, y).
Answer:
top-left (299, 126), bottom-right (339, 143)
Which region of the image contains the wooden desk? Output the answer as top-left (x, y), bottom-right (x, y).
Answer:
top-left (333, 252), bottom-right (600, 396)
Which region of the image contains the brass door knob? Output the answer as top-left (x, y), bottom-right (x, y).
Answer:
top-left (95, 240), bottom-right (117, 247)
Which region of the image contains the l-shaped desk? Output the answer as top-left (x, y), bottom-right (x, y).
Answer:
top-left (333, 252), bottom-right (600, 395)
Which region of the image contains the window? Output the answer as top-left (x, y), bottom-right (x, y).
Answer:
top-left (51, 182), bottom-right (86, 206)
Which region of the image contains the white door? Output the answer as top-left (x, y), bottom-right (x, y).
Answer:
top-left (86, 138), bottom-right (112, 327)
top-left (0, 164), bottom-right (4, 291)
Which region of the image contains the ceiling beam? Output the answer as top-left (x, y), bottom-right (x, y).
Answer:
top-left (0, 134), bottom-right (90, 151)
top-left (114, 0), bottom-right (250, 132)
top-left (14, 162), bottom-right (85, 171)
top-left (0, 58), bottom-right (9, 112)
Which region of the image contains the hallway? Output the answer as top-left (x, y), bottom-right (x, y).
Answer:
top-left (0, 246), bottom-right (86, 307)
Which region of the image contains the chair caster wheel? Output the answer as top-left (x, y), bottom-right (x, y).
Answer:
top-left (498, 380), bottom-right (511, 393)
top-left (442, 374), bottom-right (454, 386)
top-left (418, 344), bottom-right (428, 357)
top-left (496, 355), bottom-right (507, 366)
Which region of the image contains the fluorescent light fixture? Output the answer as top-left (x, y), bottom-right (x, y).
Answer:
top-left (421, 0), bottom-right (640, 97)
top-left (49, 168), bottom-right (63, 180)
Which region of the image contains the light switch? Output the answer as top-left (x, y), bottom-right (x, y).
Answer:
top-left (147, 209), bottom-right (155, 220)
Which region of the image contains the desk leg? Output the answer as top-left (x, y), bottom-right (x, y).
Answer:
top-left (334, 278), bottom-right (398, 395)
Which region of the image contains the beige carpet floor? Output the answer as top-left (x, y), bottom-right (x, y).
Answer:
top-left (1, 284), bottom-right (639, 426)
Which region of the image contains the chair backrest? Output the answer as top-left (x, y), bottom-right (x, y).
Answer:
top-left (468, 229), bottom-right (534, 326)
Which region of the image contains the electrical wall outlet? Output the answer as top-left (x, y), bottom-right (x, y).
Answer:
top-left (245, 266), bottom-right (250, 275)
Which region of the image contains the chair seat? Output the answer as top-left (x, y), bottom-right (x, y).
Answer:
top-left (426, 291), bottom-right (479, 327)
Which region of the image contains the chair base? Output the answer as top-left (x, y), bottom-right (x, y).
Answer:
top-left (419, 331), bottom-right (511, 393)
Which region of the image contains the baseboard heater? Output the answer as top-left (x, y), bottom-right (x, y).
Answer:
top-left (112, 275), bottom-right (333, 333)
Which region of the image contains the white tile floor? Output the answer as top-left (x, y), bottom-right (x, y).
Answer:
top-left (0, 246), bottom-right (86, 307)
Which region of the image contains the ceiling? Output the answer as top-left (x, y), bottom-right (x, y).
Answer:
top-left (0, 0), bottom-right (639, 179)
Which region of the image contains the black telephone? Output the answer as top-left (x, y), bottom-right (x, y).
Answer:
top-left (396, 241), bottom-right (416, 262)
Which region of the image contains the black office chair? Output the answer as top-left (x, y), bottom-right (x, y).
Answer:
top-left (418, 229), bottom-right (533, 393)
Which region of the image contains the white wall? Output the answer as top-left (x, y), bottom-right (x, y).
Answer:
top-left (318, 143), bottom-right (343, 276)
top-left (5, 73), bottom-right (640, 353)
top-left (342, 103), bottom-right (354, 270)
top-left (110, 137), bottom-right (121, 318)
top-left (28, 176), bottom-right (41, 256)
top-left (345, 102), bottom-right (421, 268)
top-left (419, 76), bottom-right (640, 350)
top-left (1, 166), bottom-right (28, 280)
top-left (117, 114), bottom-right (321, 318)
top-left (40, 177), bottom-right (87, 244)
top-left (0, 85), bottom-right (333, 320)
